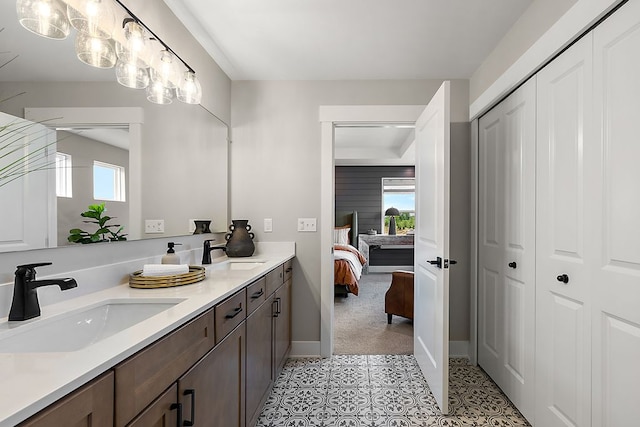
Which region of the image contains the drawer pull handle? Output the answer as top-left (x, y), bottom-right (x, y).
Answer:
top-left (285, 267), bottom-right (293, 273)
top-left (170, 402), bottom-right (182, 426)
top-left (225, 306), bottom-right (243, 319)
top-left (251, 289), bottom-right (264, 299)
top-left (183, 389), bottom-right (195, 426)
top-left (276, 297), bottom-right (282, 315)
top-left (272, 299), bottom-right (279, 318)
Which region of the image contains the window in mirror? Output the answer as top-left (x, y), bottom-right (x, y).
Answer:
top-left (94, 161), bottom-right (125, 202)
top-left (382, 177), bottom-right (416, 234)
top-left (56, 152), bottom-right (72, 198)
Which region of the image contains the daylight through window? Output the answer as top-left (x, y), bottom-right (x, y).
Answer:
top-left (93, 161), bottom-right (126, 202)
top-left (55, 152), bottom-right (72, 198)
top-left (382, 177), bottom-right (415, 234)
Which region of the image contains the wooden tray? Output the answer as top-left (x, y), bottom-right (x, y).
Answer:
top-left (129, 265), bottom-right (206, 289)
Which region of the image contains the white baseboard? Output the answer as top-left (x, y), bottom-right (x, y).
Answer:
top-left (291, 341), bottom-right (321, 357)
top-left (449, 341), bottom-right (470, 358)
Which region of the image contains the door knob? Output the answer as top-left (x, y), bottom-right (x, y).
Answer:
top-left (427, 257), bottom-right (442, 268)
top-left (556, 274), bottom-right (569, 284)
top-left (508, 262), bottom-right (517, 269)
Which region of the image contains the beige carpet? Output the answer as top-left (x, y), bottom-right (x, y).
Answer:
top-left (333, 273), bottom-right (413, 355)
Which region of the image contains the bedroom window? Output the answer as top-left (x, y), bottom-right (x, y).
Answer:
top-left (382, 177), bottom-right (415, 234)
top-left (93, 161), bottom-right (126, 202)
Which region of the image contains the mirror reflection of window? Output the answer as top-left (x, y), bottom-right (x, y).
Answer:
top-left (93, 161), bottom-right (126, 202)
top-left (55, 152), bottom-right (72, 198)
top-left (382, 177), bottom-right (416, 234)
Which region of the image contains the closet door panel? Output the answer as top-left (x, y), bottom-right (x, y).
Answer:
top-left (536, 34), bottom-right (592, 427)
top-left (478, 107), bottom-right (504, 385)
top-left (593, 2), bottom-right (640, 425)
top-left (478, 79), bottom-right (536, 423)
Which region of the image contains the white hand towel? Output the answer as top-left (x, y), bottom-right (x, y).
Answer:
top-left (142, 264), bottom-right (189, 276)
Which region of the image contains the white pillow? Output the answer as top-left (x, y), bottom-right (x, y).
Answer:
top-left (333, 227), bottom-right (350, 245)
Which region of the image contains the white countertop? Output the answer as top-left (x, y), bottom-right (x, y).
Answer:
top-left (0, 248), bottom-right (294, 427)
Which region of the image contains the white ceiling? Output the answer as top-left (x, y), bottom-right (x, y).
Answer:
top-left (165, 0), bottom-right (532, 80)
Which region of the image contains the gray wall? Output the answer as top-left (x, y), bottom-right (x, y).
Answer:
top-left (230, 79), bottom-right (471, 344)
top-left (56, 131), bottom-right (129, 246)
top-left (335, 166), bottom-right (415, 235)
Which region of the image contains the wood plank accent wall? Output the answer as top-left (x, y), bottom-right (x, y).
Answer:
top-left (335, 166), bottom-right (415, 267)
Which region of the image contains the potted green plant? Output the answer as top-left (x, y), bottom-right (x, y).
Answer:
top-left (68, 203), bottom-right (127, 244)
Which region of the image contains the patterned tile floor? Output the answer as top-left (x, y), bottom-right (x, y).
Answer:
top-left (257, 355), bottom-right (530, 427)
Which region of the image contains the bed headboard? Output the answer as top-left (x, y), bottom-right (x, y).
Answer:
top-left (335, 210), bottom-right (359, 248)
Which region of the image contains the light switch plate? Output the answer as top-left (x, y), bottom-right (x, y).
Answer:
top-left (297, 218), bottom-right (317, 232)
top-left (264, 218), bottom-right (273, 232)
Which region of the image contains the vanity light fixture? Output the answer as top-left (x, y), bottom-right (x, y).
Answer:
top-left (15, 0), bottom-right (203, 105)
top-left (16, 0), bottom-right (70, 40)
top-left (67, 0), bottom-right (116, 39)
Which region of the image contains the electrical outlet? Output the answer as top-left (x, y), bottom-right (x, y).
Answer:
top-left (145, 219), bottom-right (165, 234)
top-left (297, 218), bottom-right (317, 232)
top-left (264, 218), bottom-right (273, 232)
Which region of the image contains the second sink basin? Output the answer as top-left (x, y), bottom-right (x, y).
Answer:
top-left (0, 298), bottom-right (185, 353)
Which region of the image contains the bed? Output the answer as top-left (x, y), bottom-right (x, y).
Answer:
top-left (334, 211), bottom-right (367, 296)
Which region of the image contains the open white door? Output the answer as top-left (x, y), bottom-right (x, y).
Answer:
top-left (414, 81), bottom-right (451, 414)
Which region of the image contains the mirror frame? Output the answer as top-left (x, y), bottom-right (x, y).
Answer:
top-left (25, 106), bottom-right (145, 240)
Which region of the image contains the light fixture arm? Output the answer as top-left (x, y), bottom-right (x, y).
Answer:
top-left (113, 0), bottom-right (195, 74)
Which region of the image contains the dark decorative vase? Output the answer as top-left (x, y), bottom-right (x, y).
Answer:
top-left (193, 220), bottom-right (212, 234)
top-left (225, 220), bottom-right (255, 257)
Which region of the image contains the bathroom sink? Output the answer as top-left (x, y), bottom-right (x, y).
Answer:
top-left (208, 260), bottom-right (266, 271)
top-left (0, 298), bottom-right (185, 353)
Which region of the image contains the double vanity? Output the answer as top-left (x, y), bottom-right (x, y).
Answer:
top-left (0, 248), bottom-right (294, 427)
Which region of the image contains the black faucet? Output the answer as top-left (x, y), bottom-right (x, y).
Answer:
top-left (8, 262), bottom-right (78, 321)
top-left (202, 239), bottom-right (226, 264)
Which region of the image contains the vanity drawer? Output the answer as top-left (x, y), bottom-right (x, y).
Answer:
top-left (283, 259), bottom-right (293, 283)
top-left (215, 289), bottom-right (246, 344)
top-left (246, 277), bottom-right (267, 315)
top-left (114, 309), bottom-right (215, 427)
top-left (265, 265), bottom-right (284, 296)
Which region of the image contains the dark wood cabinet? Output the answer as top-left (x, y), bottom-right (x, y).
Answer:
top-left (18, 372), bottom-right (114, 427)
top-left (180, 322), bottom-right (246, 427)
top-left (114, 310), bottom-right (215, 427)
top-left (246, 297), bottom-right (275, 427)
top-left (273, 278), bottom-right (292, 377)
top-left (126, 384), bottom-right (179, 427)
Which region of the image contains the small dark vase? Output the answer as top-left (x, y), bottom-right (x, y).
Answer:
top-left (193, 220), bottom-right (212, 234)
top-left (225, 220), bottom-right (255, 257)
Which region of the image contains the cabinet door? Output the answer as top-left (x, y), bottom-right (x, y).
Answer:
top-left (273, 278), bottom-right (292, 378)
top-left (127, 384), bottom-right (179, 427)
top-left (19, 372), bottom-right (113, 427)
top-left (246, 297), bottom-right (274, 427)
top-left (179, 322), bottom-right (246, 427)
top-left (478, 78), bottom-right (536, 422)
top-left (536, 34), bottom-right (593, 427)
top-left (592, 2), bottom-right (640, 425)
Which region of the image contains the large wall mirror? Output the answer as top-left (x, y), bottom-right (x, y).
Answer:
top-left (0, 2), bottom-right (229, 253)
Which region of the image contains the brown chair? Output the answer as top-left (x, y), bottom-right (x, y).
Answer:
top-left (385, 271), bottom-right (414, 324)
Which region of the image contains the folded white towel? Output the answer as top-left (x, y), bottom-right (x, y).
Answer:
top-left (142, 264), bottom-right (189, 277)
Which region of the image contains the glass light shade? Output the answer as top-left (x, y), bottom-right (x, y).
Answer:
top-left (67, 0), bottom-right (115, 39)
top-left (149, 49), bottom-right (180, 89)
top-left (115, 20), bottom-right (149, 68)
top-left (75, 32), bottom-right (116, 68)
top-left (116, 60), bottom-right (149, 89)
top-left (146, 80), bottom-right (174, 104)
top-left (177, 71), bottom-right (202, 104)
top-left (16, 0), bottom-right (70, 40)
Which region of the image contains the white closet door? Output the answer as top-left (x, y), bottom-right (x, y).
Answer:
top-left (536, 34), bottom-right (593, 427)
top-left (592, 2), bottom-right (640, 425)
top-left (478, 78), bottom-right (536, 422)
